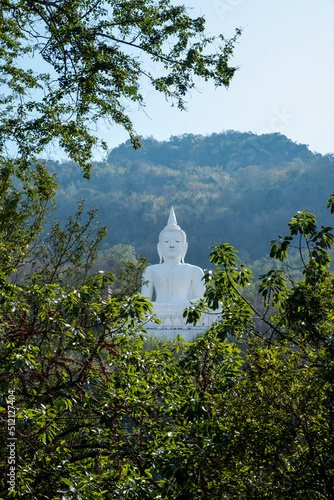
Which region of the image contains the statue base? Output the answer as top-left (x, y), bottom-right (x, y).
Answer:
top-left (143, 308), bottom-right (220, 342)
top-left (144, 324), bottom-right (209, 342)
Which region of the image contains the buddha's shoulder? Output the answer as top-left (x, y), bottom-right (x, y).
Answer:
top-left (180, 263), bottom-right (204, 275)
top-left (190, 263), bottom-right (204, 271)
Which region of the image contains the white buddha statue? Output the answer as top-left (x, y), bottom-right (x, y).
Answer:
top-left (141, 207), bottom-right (205, 326)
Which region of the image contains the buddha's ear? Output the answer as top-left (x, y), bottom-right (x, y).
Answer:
top-left (157, 242), bottom-right (163, 263)
top-left (181, 242), bottom-right (188, 263)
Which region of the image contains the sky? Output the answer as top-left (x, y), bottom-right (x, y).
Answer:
top-left (103, 0), bottom-right (334, 156)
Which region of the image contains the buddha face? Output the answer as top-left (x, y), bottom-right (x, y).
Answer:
top-left (158, 229), bottom-right (188, 263)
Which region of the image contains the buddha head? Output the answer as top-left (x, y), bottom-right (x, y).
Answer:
top-left (157, 207), bottom-right (188, 263)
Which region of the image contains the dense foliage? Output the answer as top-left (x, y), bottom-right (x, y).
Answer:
top-left (1, 202), bottom-right (334, 499)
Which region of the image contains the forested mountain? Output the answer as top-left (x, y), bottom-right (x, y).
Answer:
top-left (52, 131), bottom-right (334, 268)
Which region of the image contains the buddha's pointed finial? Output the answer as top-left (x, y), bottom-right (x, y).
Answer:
top-left (167, 206), bottom-right (178, 228)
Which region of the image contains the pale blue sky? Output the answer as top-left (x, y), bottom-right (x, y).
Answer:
top-left (103, 0), bottom-right (334, 156)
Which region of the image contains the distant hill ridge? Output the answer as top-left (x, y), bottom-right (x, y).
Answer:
top-left (107, 131), bottom-right (317, 169)
top-left (52, 131), bottom-right (333, 267)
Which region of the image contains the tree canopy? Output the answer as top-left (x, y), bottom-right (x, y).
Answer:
top-left (0, 0), bottom-right (240, 177)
